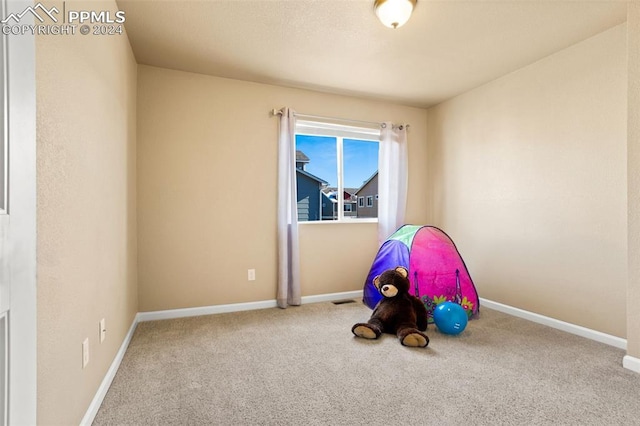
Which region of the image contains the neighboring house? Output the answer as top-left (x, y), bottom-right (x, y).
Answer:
top-left (322, 188), bottom-right (358, 219)
top-left (343, 188), bottom-right (358, 218)
top-left (296, 150), bottom-right (327, 221)
top-left (321, 192), bottom-right (335, 220)
top-left (355, 172), bottom-right (378, 218)
top-left (296, 150), bottom-right (310, 170)
top-left (297, 150), bottom-right (363, 221)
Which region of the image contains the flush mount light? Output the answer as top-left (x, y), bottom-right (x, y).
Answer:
top-left (374, 0), bottom-right (417, 29)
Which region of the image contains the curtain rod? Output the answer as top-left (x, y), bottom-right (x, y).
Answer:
top-left (270, 108), bottom-right (409, 129)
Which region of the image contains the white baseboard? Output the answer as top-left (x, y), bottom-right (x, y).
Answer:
top-left (80, 315), bottom-right (138, 426)
top-left (136, 290), bottom-right (363, 322)
top-left (623, 355), bottom-right (640, 373)
top-left (301, 290), bottom-right (362, 304)
top-left (480, 298), bottom-right (627, 350)
top-left (137, 299), bottom-right (278, 322)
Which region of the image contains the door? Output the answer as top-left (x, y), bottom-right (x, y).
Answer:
top-left (0, 1), bottom-right (9, 416)
top-left (1, 0), bottom-right (37, 424)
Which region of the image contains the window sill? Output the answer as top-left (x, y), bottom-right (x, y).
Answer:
top-left (298, 218), bottom-right (378, 225)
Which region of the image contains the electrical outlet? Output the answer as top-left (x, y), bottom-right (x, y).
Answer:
top-left (248, 269), bottom-right (256, 281)
top-left (82, 338), bottom-right (89, 368)
top-left (100, 318), bottom-right (106, 343)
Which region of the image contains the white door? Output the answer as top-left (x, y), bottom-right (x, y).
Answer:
top-left (0, 1), bottom-right (10, 418)
top-left (1, 0), bottom-right (37, 424)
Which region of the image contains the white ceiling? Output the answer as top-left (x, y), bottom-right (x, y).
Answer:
top-left (116, 0), bottom-right (628, 108)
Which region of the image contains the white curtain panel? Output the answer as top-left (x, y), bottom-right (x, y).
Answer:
top-left (377, 123), bottom-right (408, 245)
top-left (276, 108), bottom-right (301, 308)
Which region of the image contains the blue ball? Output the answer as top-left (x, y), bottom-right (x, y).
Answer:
top-left (433, 301), bottom-right (468, 335)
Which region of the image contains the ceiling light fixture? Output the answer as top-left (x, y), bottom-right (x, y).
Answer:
top-left (374, 0), bottom-right (417, 29)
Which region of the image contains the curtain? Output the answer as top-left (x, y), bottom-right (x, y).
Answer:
top-left (276, 108), bottom-right (301, 308)
top-left (377, 123), bottom-right (408, 245)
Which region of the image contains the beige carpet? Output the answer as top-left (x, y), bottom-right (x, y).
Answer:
top-left (93, 301), bottom-right (640, 425)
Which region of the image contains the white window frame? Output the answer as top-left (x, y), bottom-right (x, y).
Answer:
top-left (358, 197), bottom-right (364, 208)
top-left (295, 120), bottom-right (379, 223)
top-left (366, 195), bottom-right (374, 207)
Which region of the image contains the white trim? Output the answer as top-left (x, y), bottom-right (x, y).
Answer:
top-left (301, 290), bottom-right (363, 304)
top-left (6, 1), bottom-right (37, 422)
top-left (137, 291), bottom-right (365, 322)
top-left (480, 298), bottom-right (627, 350)
top-left (0, 312), bottom-right (6, 425)
top-left (623, 355), bottom-right (640, 373)
top-left (337, 136), bottom-right (344, 221)
top-left (0, 0), bottom-right (7, 216)
top-left (295, 120), bottom-right (381, 139)
top-left (137, 300), bottom-right (279, 322)
top-left (299, 218), bottom-right (377, 225)
top-left (80, 317), bottom-right (138, 426)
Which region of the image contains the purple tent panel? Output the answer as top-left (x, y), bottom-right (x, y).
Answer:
top-left (362, 239), bottom-right (410, 308)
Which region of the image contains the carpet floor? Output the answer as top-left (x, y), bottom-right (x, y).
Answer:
top-left (93, 301), bottom-right (640, 425)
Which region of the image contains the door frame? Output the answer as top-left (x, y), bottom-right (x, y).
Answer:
top-left (4, 0), bottom-right (37, 423)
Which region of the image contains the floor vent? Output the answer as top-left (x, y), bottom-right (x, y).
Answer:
top-left (332, 299), bottom-right (356, 305)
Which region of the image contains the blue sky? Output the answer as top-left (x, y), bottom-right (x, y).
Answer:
top-left (296, 135), bottom-right (378, 189)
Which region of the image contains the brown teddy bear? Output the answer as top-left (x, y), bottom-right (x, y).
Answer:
top-left (352, 266), bottom-right (429, 347)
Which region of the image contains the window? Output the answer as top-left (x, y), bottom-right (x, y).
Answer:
top-left (366, 196), bottom-right (374, 207)
top-left (295, 120), bottom-right (379, 222)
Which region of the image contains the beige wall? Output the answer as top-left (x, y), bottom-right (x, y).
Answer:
top-left (427, 24), bottom-right (628, 337)
top-left (628, 3), bottom-right (640, 359)
top-left (136, 65), bottom-right (429, 312)
top-left (32, 7), bottom-right (637, 424)
top-left (36, 1), bottom-right (138, 424)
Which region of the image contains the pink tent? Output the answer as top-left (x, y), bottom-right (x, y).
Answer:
top-left (363, 225), bottom-right (479, 323)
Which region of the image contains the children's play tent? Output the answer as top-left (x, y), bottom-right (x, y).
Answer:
top-left (363, 225), bottom-right (480, 323)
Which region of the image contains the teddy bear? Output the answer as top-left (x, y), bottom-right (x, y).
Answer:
top-left (352, 266), bottom-right (429, 347)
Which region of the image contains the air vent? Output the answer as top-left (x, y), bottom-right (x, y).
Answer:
top-left (332, 299), bottom-right (356, 305)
